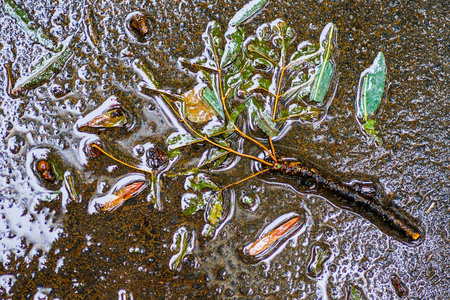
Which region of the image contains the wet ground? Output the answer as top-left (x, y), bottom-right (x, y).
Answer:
top-left (0, 0), bottom-right (449, 299)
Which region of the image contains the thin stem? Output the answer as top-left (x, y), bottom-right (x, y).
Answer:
top-left (285, 48), bottom-right (325, 69)
top-left (219, 70), bottom-right (231, 120)
top-left (273, 67), bottom-right (285, 120)
top-left (363, 74), bottom-right (369, 122)
top-left (181, 109), bottom-right (273, 167)
top-left (249, 86), bottom-right (277, 97)
top-left (248, 47), bottom-right (280, 68)
top-left (233, 125), bottom-right (277, 162)
top-left (210, 34), bottom-right (230, 120)
top-left (141, 85), bottom-right (183, 120)
top-left (87, 11), bottom-right (98, 46)
top-left (170, 130), bottom-right (228, 150)
top-left (268, 137), bottom-right (277, 161)
top-left (220, 168), bottom-right (270, 191)
top-left (205, 134), bottom-right (272, 167)
top-left (91, 144), bottom-right (154, 176)
top-left (280, 79), bottom-right (313, 98)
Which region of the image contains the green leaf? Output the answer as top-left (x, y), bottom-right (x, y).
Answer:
top-left (202, 87), bottom-right (225, 119)
top-left (278, 105), bottom-right (320, 123)
top-left (12, 36), bottom-right (73, 94)
top-left (362, 118), bottom-right (382, 145)
top-left (200, 192), bottom-right (224, 237)
top-left (220, 27), bottom-right (245, 69)
top-left (288, 42), bottom-right (320, 69)
top-left (198, 147), bottom-right (229, 169)
top-left (310, 24), bottom-right (336, 103)
top-left (346, 285), bottom-right (366, 300)
top-left (166, 132), bottom-right (201, 150)
top-left (247, 41), bottom-right (279, 68)
top-left (310, 60), bottom-right (334, 103)
top-left (182, 174), bottom-right (222, 215)
top-left (229, 0), bottom-right (268, 27)
top-left (134, 59), bottom-right (160, 89)
top-left (169, 226), bottom-right (196, 272)
top-left (201, 21), bottom-right (223, 70)
top-left (225, 104), bottom-right (246, 135)
top-left (240, 74), bottom-right (272, 95)
top-left (210, 151), bottom-right (229, 169)
top-left (185, 173), bottom-right (219, 192)
top-left (247, 98), bottom-right (279, 137)
top-left (307, 243), bottom-right (331, 278)
top-left (272, 21), bottom-right (295, 59)
top-left (147, 174), bottom-right (158, 208)
top-left (168, 148), bottom-right (181, 159)
top-left (207, 196), bottom-right (223, 225)
top-left (3, 0), bottom-right (56, 50)
top-left (281, 73), bottom-right (314, 102)
top-left (358, 52), bottom-right (386, 120)
top-left (181, 193), bottom-right (205, 216)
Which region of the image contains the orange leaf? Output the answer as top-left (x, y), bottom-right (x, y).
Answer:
top-left (247, 217), bottom-right (299, 256)
top-left (101, 181), bottom-right (146, 211)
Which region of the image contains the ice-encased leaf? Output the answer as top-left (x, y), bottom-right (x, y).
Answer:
top-left (76, 96), bottom-right (135, 131)
top-left (198, 147), bottom-right (229, 169)
top-left (3, 0), bottom-right (56, 50)
top-left (309, 24), bottom-right (336, 103)
top-left (362, 118), bottom-right (382, 145)
top-left (202, 87), bottom-right (225, 120)
top-left (184, 173), bottom-right (219, 192)
top-left (247, 98), bottom-right (279, 137)
top-left (181, 193), bottom-right (205, 216)
top-left (242, 212), bottom-right (304, 262)
top-left (246, 216), bottom-right (300, 256)
top-left (310, 60), bottom-right (334, 103)
top-left (184, 87), bottom-right (217, 123)
top-left (202, 192), bottom-right (224, 237)
top-left (220, 26), bottom-right (245, 69)
top-left (12, 36), bottom-right (73, 93)
top-left (229, 0), bottom-right (268, 27)
top-left (166, 132), bottom-right (201, 150)
top-left (201, 21), bottom-right (223, 70)
top-left (86, 108), bottom-right (129, 128)
top-left (288, 41), bottom-right (320, 69)
top-left (225, 104), bottom-right (246, 135)
top-left (207, 195), bottom-right (223, 225)
top-left (64, 171), bottom-right (79, 202)
top-left (88, 174), bottom-right (148, 213)
top-left (134, 59), bottom-right (160, 89)
top-left (357, 52), bottom-right (386, 120)
top-left (278, 104), bottom-right (320, 123)
top-left (169, 227), bottom-right (196, 272)
top-left (240, 74), bottom-right (272, 95)
top-left (306, 242), bottom-right (331, 278)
